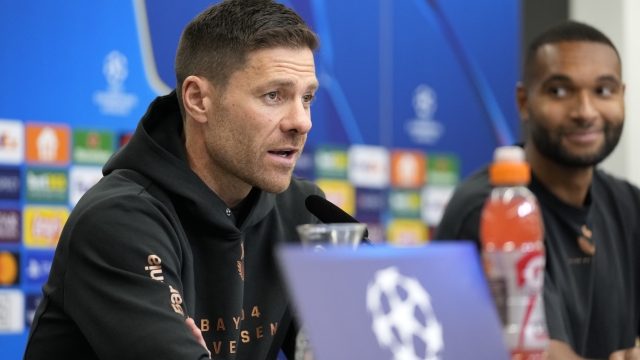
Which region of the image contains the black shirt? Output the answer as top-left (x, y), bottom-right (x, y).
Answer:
top-left (435, 166), bottom-right (640, 358)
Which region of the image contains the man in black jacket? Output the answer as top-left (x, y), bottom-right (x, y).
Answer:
top-left (435, 22), bottom-right (640, 360)
top-left (24, 1), bottom-right (322, 359)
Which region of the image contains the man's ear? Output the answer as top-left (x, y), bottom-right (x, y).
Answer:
top-left (182, 76), bottom-right (212, 124)
top-left (516, 82), bottom-right (530, 123)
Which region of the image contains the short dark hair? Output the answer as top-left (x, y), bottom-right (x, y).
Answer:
top-left (523, 21), bottom-right (620, 85)
top-left (175, 0), bottom-right (319, 118)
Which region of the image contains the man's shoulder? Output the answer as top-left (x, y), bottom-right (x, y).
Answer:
top-left (69, 170), bottom-right (173, 231)
top-left (446, 166), bottom-right (492, 210)
top-left (454, 166), bottom-right (492, 202)
top-left (594, 168), bottom-right (640, 189)
top-left (76, 171), bottom-right (152, 210)
top-left (593, 168), bottom-right (640, 203)
top-left (434, 166), bottom-right (490, 241)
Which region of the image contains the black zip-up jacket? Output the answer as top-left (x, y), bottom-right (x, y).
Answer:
top-left (24, 92), bottom-right (323, 360)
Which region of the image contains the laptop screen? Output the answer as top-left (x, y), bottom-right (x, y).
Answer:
top-left (276, 241), bottom-right (509, 360)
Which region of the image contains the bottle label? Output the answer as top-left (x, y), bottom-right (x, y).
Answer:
top-left (484, 249), bottom-right (549, 352)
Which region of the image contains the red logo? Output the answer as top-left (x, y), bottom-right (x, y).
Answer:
top-left (516, 250), bottom-right (544, 290)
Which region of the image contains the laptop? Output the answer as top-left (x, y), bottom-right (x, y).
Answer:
top-left (276, 241), bottom-right (509, 360)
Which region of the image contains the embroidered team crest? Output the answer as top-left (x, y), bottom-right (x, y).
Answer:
top-left (237, 242), bottom-right (245, 281)
top-left (577, 225), bottom-right (595, 255)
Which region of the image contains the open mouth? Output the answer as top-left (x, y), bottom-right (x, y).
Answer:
top-left (268, 150), bottom-right (295, 158)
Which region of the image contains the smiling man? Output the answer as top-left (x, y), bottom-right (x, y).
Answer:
top-left (436, 22), bottom-right (640, 359)
top-left (24, 1), bottom-right (322, 359)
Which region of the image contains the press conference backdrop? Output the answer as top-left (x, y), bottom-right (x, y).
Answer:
top-left (0, 0), bottom-right (519, 357)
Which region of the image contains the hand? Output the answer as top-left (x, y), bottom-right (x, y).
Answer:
top-left (609, 347), bottom-right (640, 360)
top-left (549, 340), bottom-right (585, 360)
top-left (186, 317), bottom-right (211, 359)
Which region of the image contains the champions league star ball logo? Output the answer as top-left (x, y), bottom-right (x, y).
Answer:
top-left (366, 267), bottom-right (444, 360)
top-left (404, 85), bottom-right (444, 145)
top-left (103, 51), bottom-right (129, 92)
top-left (93, 50), bottom-right (138, 116)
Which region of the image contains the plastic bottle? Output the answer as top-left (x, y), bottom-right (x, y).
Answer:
top-left (480, 146), bottom-right (548, 360)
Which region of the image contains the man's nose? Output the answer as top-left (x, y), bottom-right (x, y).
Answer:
top-left (571, 91), bottom-right (599, 123)
top-left (281, 101), bottom-right (312, 135)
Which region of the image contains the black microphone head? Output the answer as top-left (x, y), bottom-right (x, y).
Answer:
top-left (305, 195), bottom-right (369, 238)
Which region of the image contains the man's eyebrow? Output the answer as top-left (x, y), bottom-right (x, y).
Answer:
top-left (258, 79), bottom-right (320, 93)
top-left (260, 80), bottom-right (296, 90)
top-left (596, 75), bottom-right (621, 84)
top-left (258, 80), bottom-right (319, 91)
top-left (540, 74), bottom-right (573, 86)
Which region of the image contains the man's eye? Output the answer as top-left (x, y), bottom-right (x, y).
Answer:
top-left (597, 87), bottom-right (613, 96)
top-left (550, 87), bottom-right (568, 97)
top-left (303, 94), bottom-right (315, 104)
top-left (266, 92), bottom-right (278, 100)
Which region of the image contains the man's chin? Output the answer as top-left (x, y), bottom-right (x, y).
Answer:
top-left (255, 176), bottom-right (292, 194)
top-left (554, 147), bottom-right (610, 168)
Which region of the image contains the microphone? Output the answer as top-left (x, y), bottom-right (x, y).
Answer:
top-left (304, 195), bottom-right (373, 245)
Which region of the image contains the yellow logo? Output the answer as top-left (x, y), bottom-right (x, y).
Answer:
top-left (24, 206), bottom-right (69, 248)
top-left (386, 219), bottom-right (429, 245)
top-left (314, 179), bottom-right (355, 215)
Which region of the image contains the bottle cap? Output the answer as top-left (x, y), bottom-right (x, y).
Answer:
top-left (488, 146), bottom-right (530, 185)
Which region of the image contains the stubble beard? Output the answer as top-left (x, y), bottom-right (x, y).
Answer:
top-left (528, 111), bottom-right (623, 168)
top-left (205, 102), bottom-right (299, 195)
